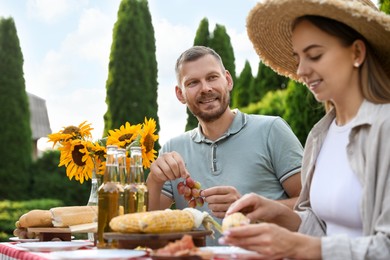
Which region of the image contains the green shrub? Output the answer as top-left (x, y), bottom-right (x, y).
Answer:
top-left (0, 199), bottom-right (63, 242)
top-left (29, 150), bottom-right (91, 206)
top-left (242, 89), bottom-right (287, 118)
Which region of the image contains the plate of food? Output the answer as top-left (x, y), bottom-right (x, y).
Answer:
top-left (16, 241), bottom-right (93, 252)
top-left (150, 234), bottom-right (213, 260)
top-left (199, 246), bottom-right (263, 259)
top-left (51, 249), bottom-right (146, 259)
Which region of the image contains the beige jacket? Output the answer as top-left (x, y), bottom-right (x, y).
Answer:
top-left (295, 100), bottom-right (390, 260)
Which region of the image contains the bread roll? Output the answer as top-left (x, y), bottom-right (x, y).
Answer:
top-left (50, 206), bottom-right (97, 227)
top-left (18, 209), bottom-right (53, 228)
top-left (222, 212), bottom-right (250, 232)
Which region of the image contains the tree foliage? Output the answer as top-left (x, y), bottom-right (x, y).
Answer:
top-left (104, 0), bottom-right (160, 150)
top-left (193, 18), bottom-right (210, 47)
top-left (250, 62), bottom-right (289, 103)
top-left (29, 150), bottom-right (90, 206)
top-left (0, 18), bottom-right (32, 200)
top-left (379, 0), bottom-right (390, 13)
top-left (283, 80), bottom-right (325, 145)
top-left (242, 79), bottom-right (325, 146)
top-left (242, 89), bottom-right (287, 118)
top-left (209, 24), bottom-right (236, 83)
top-left (232, 60), bottom-right (254, 108)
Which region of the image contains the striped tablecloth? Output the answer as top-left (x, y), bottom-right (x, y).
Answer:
top-left (0, 242), bottom-right (152, 260)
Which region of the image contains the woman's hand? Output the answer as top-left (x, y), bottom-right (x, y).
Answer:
top-left (219, 222), bottom-right (321, 260)
top-left (226, 193), bottom-right (301, 231)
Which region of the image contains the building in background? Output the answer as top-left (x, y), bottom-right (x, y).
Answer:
top-left (28, 93), bottom-right (51, 160)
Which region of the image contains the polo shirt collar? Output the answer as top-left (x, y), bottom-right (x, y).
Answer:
top-left (191, 109), bottom-right (247, 143)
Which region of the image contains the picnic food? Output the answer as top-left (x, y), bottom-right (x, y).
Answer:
top-left (13, 206), bottom-right (98, 240)
top-left (50, 205), bottom-right (98, 227)
top-left (14, 209), bottom-right (53, 239)
top-left (109, 208), bottom-right (222, 233)
top-left (18, 209), bottom-right (53, 228)
top-left (153, 234), bottom-right (213, 259)
top-left (177, 176), bottom-right (204, 208)
top-left (222, 212), bottom-right (250, 232)
top-left (13, 227), bottom-right (38, 239)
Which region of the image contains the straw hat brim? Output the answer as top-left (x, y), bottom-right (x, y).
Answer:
top-left (247, 0), bottom-right (390, 82)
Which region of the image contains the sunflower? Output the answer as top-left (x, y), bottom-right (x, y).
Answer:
top-left (48, 121), bottom-right (93, 147)
top-left (107, 122), bottom-right (142, 148)
top-left (139, 117), bottom-right (159, 168)
top-left (89, 141), bottom-right (107, 175)
top-left (48, 118), bottom-right (159, 185)
top-left (58, 139), bottom-right (95, 184)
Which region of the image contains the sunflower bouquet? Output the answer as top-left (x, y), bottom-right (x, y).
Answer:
top-left (47, 118), bottom-right (159, 184)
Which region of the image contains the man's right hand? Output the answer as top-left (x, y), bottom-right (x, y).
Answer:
top-left (148, 151), bottom-right (190, 185)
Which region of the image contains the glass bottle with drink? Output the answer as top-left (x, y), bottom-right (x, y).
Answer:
top-left (124, 145), bottom-right (148, 213)
top-left (97, 145), bottom-right (124, 248)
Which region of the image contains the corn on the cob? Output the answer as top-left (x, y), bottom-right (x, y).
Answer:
top-left (109, 209), bottom-right (193, 233)
top-left (109, 208), bottom-right (222, 234)
top-left (222, 212), bottom-right (250, 232)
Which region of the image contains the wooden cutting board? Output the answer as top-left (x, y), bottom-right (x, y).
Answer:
top-left (104, 230), bottom-right (212, 249)
top-left (27, 223), bottom-right (97, 241)
top-left (28, 222), bottom-right (97, 233)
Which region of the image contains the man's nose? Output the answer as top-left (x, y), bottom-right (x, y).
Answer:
top-left (199, 80), bottom-right (213, 91)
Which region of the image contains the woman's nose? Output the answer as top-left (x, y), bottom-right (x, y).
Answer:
top-left (296, 60), bottom-right (310, 81)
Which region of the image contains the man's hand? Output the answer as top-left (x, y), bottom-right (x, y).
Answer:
top-left (148, 151), bottom-right (190, 184)
top-left (147, 151), bottom-right (190, 211)
top-left (200, 186), bottom-right (241, 219)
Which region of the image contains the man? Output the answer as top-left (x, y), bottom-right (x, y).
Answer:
top-left (146, 46), bottom-right (302, 245)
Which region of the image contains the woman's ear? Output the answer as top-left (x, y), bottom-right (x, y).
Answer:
top-left (352, 39), bottom-right (366, 68)
top-left (175, 85), bottom-right (186, 104)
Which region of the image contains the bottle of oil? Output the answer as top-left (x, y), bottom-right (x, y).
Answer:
top-left (124, 146), bottom-right (148, 213)
top-left (97, 145), bottom-right (123, 248)
top-left (117, 148), bottom-right (127, 215)
top-left (117, 148), bottom-right (127, 187)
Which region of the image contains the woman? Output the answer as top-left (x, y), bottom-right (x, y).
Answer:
top-left (219, 0), bottom-right (390, 259)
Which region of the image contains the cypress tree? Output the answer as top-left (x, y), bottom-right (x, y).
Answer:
top-left (0, 17), bottom-right (32, 199)
top-left (104, 0), bottom-right (160, 149)
top-left (232, 60), bottom-right (254, 108)
top-left (193, 18), bottom-right (210, 46)
top-left (209, 24), bottom-right (236, 83)
top-left (250, 61), bottom-right (289, 103)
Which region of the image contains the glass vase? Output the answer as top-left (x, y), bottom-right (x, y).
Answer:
top-left (87, 167), bottom-right (99, 242)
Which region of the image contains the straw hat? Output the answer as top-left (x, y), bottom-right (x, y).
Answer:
top-left (246, 0), bottom-right (390, 81)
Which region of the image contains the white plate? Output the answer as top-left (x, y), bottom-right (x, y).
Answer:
top-left (16, 241), bottom-right (93, 252)
top-left (9, 236), bottom-right (75, 243)
top-left (200, 246), bottom-right (262, 259)
top-left (9, 237), bottom-right (39, 243)
top-left (51, 249), bottom-right (146, 259)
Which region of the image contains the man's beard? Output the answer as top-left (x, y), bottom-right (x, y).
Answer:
top-left (189, 92), bottom-right (231, 123)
